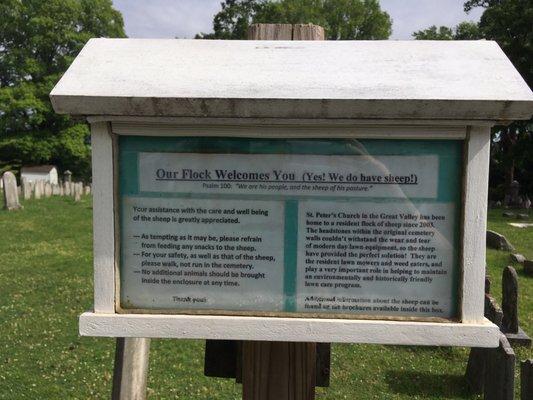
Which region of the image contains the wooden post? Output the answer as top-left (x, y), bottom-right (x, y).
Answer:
top-left (247, 23), bottom-right (292, 40)
top-left (241, 22), bottom-right (325, 400)
top-left (292, 24), bottom-right (325, 40)
top-left (112, 338), bottom-right (151, 400)
top-left (242, 341), bottom-right (316, 400)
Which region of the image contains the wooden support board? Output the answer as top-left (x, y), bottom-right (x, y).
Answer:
top-left (242, 342), bottom-right (317, 400)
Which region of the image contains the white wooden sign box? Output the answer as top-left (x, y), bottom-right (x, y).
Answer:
top-left (50, 39), bottom-right (533, 348)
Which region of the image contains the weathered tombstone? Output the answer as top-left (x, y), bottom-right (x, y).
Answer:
top-left (44, 182), bottom-right (52, 198)
top-left (74, 183), bottom-right (82, 202)
top-left (51, 36), bottom-right (532, 399)
top-left (64, 181), bottom-right (71, 196)
top-left (64, 170), bottom-right (72, 183)
top-left (524, 260), bottom-right (533, 276)
top-left (502, 266), bottom-right (519, 334)
top-left (511, 254), bottom-right (526, 264)
top-left (502, 266), bottom-right (531, 347)
top-left (2, 172), bottom-right (23, 210)
top-left (487, 230), bottom-right (515, 251)
top-left (21, 177), bottom-right (32, 200)
top-left (465, 281), bottom-right (504, 394)
top-left (504, 180), bottom-right (524, 208)
top-left (84, 185), bottom-right (91, 195)
top-left (521, 360), bottom-right (533, 400)
top-left (34, 180), bottom-right (43, 199)
top-left (59, 184), bottom-right (64, 196)
top-left (52, 184), bottom-right (60, 196)
top-left (484, 335), bottom-right (515, 400)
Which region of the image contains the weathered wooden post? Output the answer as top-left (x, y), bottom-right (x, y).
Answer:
top-left (112, 337), bottom-right (151, 400)
top-left (50, 35), bottom-right (532, 399)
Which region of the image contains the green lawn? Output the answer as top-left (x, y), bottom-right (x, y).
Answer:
top-left (0, 198), bottom-right (531, 399)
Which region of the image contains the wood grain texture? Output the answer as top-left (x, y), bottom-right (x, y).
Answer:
top-left (112, 338), bottom-right (151, 400)
top-left (247, 24), bottom-right (292, 40)
top-left (79, 312), bottom-right (500, 347)
top-left (461, 126), bottom-right (491, 323)
top-left (242, 342), bottom-right (316, 400)
top-left (50, 39), bottom-right (533, 121)
top-left (292, 24), bottom-right (325, 40)
top-left (90, 122), bottom-right (115, 313)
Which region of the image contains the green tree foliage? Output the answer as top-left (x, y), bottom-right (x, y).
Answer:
top-left (463, 0), bottom-right (533, 198)
top-left (0, 0), bottom-right (125, 180)
top-left (414, 1), bottom-right (532, 199)
top-left (196, 0), bottom-right (392, 40)
top-left (412, 21), bottom-right (481, 40)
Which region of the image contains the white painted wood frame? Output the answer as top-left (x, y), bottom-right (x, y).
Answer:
top-left (90, 121), bottom-right (115, 313)
top-left (81, 120), bottom-right (501, 347)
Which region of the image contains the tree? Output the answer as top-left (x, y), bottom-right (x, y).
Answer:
top-left (196, 0), bottom-right (392, 40)
top-left (0, 0), bottom-right (126, 180)
top-left (412, 21), bottom-right (481, 40)
top-left (463, 0), bottom-right (533, 198)
top-left (413, 1), bottom-right (532, 200)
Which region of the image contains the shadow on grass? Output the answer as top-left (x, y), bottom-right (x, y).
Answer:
top-left (385, 370), bottom-right (473, 399)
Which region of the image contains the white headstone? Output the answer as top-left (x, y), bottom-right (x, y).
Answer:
top-left (21, 177), bottom-right (32, 200)
top-left (74, 182), bottom-right (82, 202)
top-left (34, 180), bottom-right (43, 199)
top-left (2, 172), bottom-right (22, 210)
top-left (64, 181), bottom-right (71, 196)
top-left (52, 184), bottom-right (60, 196)
top-left (44, 182), bottom-right (52, 198)
top-left (84, 185), bottom-right (91, 195)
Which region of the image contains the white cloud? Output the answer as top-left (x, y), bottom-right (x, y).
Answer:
top-left (112, 0), bottom-right (485, 40)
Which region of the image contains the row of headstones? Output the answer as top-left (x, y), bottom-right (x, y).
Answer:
top-left (486, 230), bottom-right (533, 278)
top-left (1, 171), bottom-right (91, 211)
top-left (465, 266), bottom-right (532, 399)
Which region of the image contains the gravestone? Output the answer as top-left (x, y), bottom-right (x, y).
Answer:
top-left (64, 181), bottom-right (71, 196)
top-left (52, 184), bottom-right (60, 196)
top-left (511, 254), bottom-right (526, 264)
top-left (502, 266), bottom-right (531, 347)
top-left (64, 170), bottom-right (72, 183)
top-left (74, 183), bottom-right (81, 202)
top-left (2, 172), bottom-right (22, 210)
top-left (59, 184), bottom-right (64, 196)
top-left (504, 180), bottom-right (524, 208)
top-left (524, 260), bottom-right (533, 276)
top-left (487, 230), bottom-right (514, 251)
top-left (84, 185), bottom-right (91, 195)
top-left (521, 360), bottom-right (532, 400)
top-left (44, 182), bottom-right (52, 198)
top-left (466, 281), bottom-right (504, 394)
top-left (21, 177), bottom-right (32, 200)
top-left (484, 335), bottom-right (515, 400)
top-left (34, 180), bottom-right (43, 199)
top-left (502, 266), bottom-right (519, 333)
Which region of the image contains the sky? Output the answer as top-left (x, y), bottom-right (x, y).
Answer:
top-left (112, 0), bottom-right (484, 40)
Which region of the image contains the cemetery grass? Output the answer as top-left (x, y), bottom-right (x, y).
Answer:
top-left (0, 199), bottom-right (531, 400)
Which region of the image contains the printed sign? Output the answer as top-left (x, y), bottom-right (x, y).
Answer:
top-left (119, 138), bottom-right (461, 319)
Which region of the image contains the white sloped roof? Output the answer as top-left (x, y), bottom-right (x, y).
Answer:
top-left (50, 38), bottom-right (533, 121)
